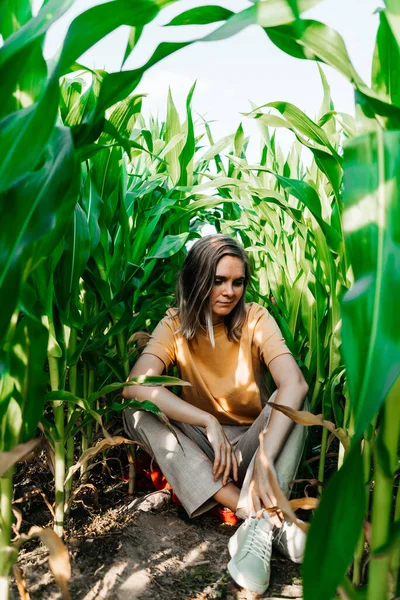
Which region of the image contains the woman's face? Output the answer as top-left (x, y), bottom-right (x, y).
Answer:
top-left (210, 255), bottom-right (245, 323)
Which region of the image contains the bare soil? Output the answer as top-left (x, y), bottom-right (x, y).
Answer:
top-left (11, 457), bottom-right (304, 600)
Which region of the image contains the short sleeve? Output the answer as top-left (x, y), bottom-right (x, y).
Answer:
top-left (251, 305), bottom-right (292, 367)
top-left (141, 316), bottom-right (176, 370)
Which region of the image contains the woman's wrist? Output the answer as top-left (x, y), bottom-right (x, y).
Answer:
top-left (203, 412), bottom-right (219, 429)
top-left (259, 430), bottom-right (277, 463)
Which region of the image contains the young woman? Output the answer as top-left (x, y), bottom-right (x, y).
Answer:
top-left (122, 234), bottom-right (309, 594)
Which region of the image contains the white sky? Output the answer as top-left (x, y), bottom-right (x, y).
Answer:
top-left (44, 0), bottom-right (384, 155)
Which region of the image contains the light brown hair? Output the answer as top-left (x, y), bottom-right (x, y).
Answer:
top-left (176, 234), bottom-right (250, 346)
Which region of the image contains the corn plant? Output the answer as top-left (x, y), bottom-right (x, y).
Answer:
top-left (40, 75), bottom-right (214, 534)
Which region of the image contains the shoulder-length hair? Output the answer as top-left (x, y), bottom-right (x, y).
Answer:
top-left (175, 234), bottom-right (250, 346)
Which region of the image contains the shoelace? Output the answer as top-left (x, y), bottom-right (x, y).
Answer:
top-left (243, 522), bottom-right (273, 565)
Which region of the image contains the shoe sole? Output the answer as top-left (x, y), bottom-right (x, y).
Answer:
top-left (227, 557), bottom-right (270, 595)
top-left (228, 533), bottom-right (238, 558)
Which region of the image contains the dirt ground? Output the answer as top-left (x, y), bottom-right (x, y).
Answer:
top-left (11, 457), bottom-right (304, 600)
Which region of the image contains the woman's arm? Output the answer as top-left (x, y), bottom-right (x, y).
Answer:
top-left (123, 352), bottom-right (216, 427)
top-left (260, 353), bottom-right (308, 461)
top-left (122, 353), bottom-right (238, 485)
top-left (250, 353), bottom-right (308, 523)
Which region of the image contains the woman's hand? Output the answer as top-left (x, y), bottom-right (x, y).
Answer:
top-left (249, 447), bottom-right (283, 528)
top-left (204, 416), bottom-right (238, 487)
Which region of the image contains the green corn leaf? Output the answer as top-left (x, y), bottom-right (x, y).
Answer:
top-left (232, 164), bottom-right (342, 252)
top-left (245, 103), bottom-right (343, 200)
top-left (0, 355), bottom-right (17, 443)
top-left (122, 25), bottom-right (144, 67)
top-left (54, 203), bottom-right (91, 311)
top-left (56, 0), bottom-right (159, 76)
top-left (80, 171), bottom-right (103, 254)
top-left (8, 316), bottom-right (48, 444)
top-left (86, 376), bottom-right (192, 405)
top-left (372, 9), bottom-right (400, 108)
top-left (341, 130), bottom-right (400, 438)
top-left (180, 0), bottom-right (321, 43)
top-left (266, 19), bottom-right (360, 82)
top-left (265, 19), bottom-right (400, 128)
top-left (165, 88), bottom-right (183, 186)
top-left (261, 101), bottom-right (342, 161)
top-left (93, 41), bottom-right (191, 119)
top-left (0, 127), bottom-right (79, 340)
top-left (0, 78), bottom-right (59, 193)
top-left (148, 232), bottom-right (190, 259)
top-left (82, 312), bottom-right (133, 354)
top-left (187, 5), bottom-right (256, 41)
top-left (0, 0), bottom-right (162, 193)
top-left (131, 211), bottom-right (169, 265)
top-left (99, 399), bottom-right (161, 414)
top-left (0, 0), bottom-right (32, 39)
top-left (60, 77), bottom-right (84, 122)
top-left (312, 147), bottom-right (343, 202)
top-left (317, 64), bottom-right (337, 138)
top-left (0, 0), bottom-right (75, 67)
top-left (384, 1), bottom-right (400, 47)
top-left (178, 82), bottom-right (196, 187)
top-left (372, 521), bottom-right (400, 557)
top-left (303, 443), bottom-right (365, 600)
top-left (287, 270), bottom-right (306, 337)
top-left (95, 354), bottom-right (127, 383)
top-left (44, 390), bottom-right (105, 430)
top-left (165, 6), bottom-right (234, 26)
top-left (108, 94), bottom-right (144, 138)
top-left (0, 38), bottom-right (47, 118)
top-left (256, 0), bottom-right (322, 27)
top-left (68, 267), bottom-right (143, 365)
top-left (63, 73), bottom-right (101, 128)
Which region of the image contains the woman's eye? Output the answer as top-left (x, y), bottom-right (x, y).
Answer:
top-left (214, 279), bottom-right (222, 285)
top-left (234, 280), bottom-right (244, 286)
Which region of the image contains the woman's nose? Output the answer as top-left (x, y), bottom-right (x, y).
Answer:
top-left (223, 283), bottom-right (235, 296)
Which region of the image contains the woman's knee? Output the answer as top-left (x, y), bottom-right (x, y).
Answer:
top-left (123, 408), bottom-right (159, 440)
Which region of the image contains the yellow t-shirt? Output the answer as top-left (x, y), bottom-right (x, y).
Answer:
top-left (142, 302), bottom-right (291, 425)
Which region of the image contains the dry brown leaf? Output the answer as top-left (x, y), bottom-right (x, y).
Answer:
top-left (289, 497), bottom-right (319, 511)
top-left (363, 520), bottom-right (372, 546)
top-left (13, 487), bottom-right (55, 518)
top-left (13, 565), bottom-right (30, 600)
top-left (128, 331), bottom-right (151, 350)
top-left (334, 427), bottom-right (350, 452)
top-left (263, 497), bottom-right (318, 515)
top-left (337, 586), bottom-right (352, 600)
top-left (267, 402), bottom-right (350, 451)
top-left (0, 439), bottom-right (43, 476)
top-left (43, 438), bottom-right (56, 476)
top-left (326, 432), bottom-right (336, 452)
top-left (64, 436), bottom-right (135, 485)
top-left (156, 411), bottom-right (185, 452)
top-left (69, 484), bottom-right (99, 512)
top-left (267, 402), bottom-right (335, 430)
top-left (12, 507), bottom-right (23, 537)
top-left (27, 527), bottom-right (71, 600)
top-left (289, 478), bottom-right (324, 498)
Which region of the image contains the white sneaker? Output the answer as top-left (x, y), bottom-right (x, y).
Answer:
top-left (272, 519), bottom-right (306, 563)
top-left (227, 512), bottom-right (273, 594)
